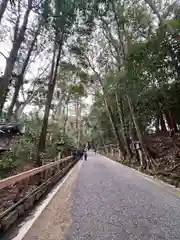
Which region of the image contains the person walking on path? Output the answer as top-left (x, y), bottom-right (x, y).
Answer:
top-left (84, 148), bottom-right (87, 160)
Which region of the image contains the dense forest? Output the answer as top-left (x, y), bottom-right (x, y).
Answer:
top-left (0, 0), bottom-right (180, 181)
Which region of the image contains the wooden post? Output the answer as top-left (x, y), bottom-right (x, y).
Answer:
top-left (118, 149), bottom-right (122, 159)
top-left (135, 141), bottom-right (143, 168)
top-left (44, 169), bottom-right (48, 180)
top-left (57, 162), bottom-right (60, 172)
top-left (111, 147), bottom-right (114, 156)
top-left (58, 152), bottom-right (61, 160)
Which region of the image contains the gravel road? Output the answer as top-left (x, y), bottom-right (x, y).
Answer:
top-left (7, 152), bottom-right (180, 240)
top-left (21, 161), bottom-right (82, 240)
top-left (66, 152), bottom-right (180, 240)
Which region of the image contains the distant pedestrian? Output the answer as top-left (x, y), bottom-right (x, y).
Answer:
top-left (84, 149), bottom-right (87, 160)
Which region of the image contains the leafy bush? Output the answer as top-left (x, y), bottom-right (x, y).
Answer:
top-left (0, 119), bottom-right (77, 178)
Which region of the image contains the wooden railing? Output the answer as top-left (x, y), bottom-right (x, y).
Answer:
top-left (0, 156), bottom-right (71, 190)
top-left (0, 155), bottom-right (78, 234)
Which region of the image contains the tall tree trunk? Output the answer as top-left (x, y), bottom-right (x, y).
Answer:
top-left (85, 53), bottom-right (126, 157)
top-left (165, 110), bottom-right (177, 132)
top-left (165, 112), bottom-right (172, 130)
top-left (0, 0), bottom-right (32, 115)
top-left (14, 101), bottom-right (22, 120)
top-left (63, 96), bottom-right (70, 135)
top-left (106, 7), bottom-right (135, 160)
top-left (75, 98), bottom-right (80, 148)
top-left (155, 114), bottom-right (160, 133)
top-left (76, 99), bottom-right (83, 148)
top-left (171, 111), bottom-right (178, 132)
top-left (115, 92), bottom-right (132, 159)
top-left (6, 24), bottom-right (41, 122)
top-left (160, 113), bottom-right (167, 131)
top-left (0, 0), bottom-right (8, 23)
top-left (63, 105), bottom-right (69, 135)
top-left (127, 95), bottom-right (149, 168)
top-left (103, 97), bottom-right (127, 158)
top-left (7, 76), bottom-right (23, 122)
top-left (36, 38), bottom-right (63, 166)
top-left (94, 72), bottom-right (127, 157)
top-left (98, 132), bottom-right (107, 153)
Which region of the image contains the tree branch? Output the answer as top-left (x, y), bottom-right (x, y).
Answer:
top-left (163, 1), bottom-right (177, 19)
top-left (0, 52), bottom-right (7, 59)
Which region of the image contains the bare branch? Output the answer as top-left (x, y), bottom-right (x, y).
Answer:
top-left (144, 0), bottom-right (176, 34)
top-left (163, 1), bottom-right (177, 19)
top-left (0, 52), bottom-right (7, 59)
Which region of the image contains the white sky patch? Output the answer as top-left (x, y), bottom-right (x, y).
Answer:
top-left (0, 3), bottom-right (93, 117)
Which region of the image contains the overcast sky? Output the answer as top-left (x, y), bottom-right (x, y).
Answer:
top-left (0, 2), bottom-right (93, 116)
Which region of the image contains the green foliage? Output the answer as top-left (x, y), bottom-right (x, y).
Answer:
top-left (166, 19), bottom-right (180, 30)
top-left (0, 135), bottom-right (37, 179)
top-left (84, 2), bottom-right (180, 148)
top-left (69, 83), bottom-right (87, 98)
top-left (0, 117), bottom-right (77, 179)
top-left (3, 0), bottom-right (180, 174)
top-left (41, 0), bottom-right (52, 23)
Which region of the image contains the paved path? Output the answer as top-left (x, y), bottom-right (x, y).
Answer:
top-left (66, 152), bottom-right (180, 240)
top-left (12, 152), bottom-right (180, 240)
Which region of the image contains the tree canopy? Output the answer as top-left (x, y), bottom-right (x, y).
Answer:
top-left (0, 0), bottom-right (180, 177)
